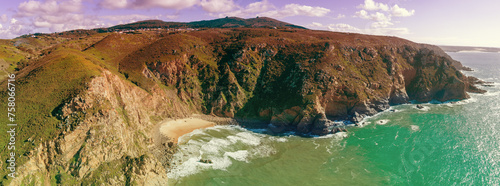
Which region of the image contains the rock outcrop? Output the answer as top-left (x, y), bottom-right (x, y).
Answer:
top-left (116, 29), bottom-right (483, 135)
top-left (8, 70), bottom-right (194, 185)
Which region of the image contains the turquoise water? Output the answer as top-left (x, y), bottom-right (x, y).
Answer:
top-left (168, 52), bottom-right (500, 185)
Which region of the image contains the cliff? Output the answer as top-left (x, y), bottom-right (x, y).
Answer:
top-left (0, 18), bottom-right (484, 185)
top-left (116, 28), bottom-right (483, 135)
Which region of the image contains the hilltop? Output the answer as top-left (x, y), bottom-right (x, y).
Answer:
top-left (0, 17), bottom-right (484, 185)
top-left (19, 17), bottom-right (306, 39)
top-left (109, 17), bottom-right (307, 30)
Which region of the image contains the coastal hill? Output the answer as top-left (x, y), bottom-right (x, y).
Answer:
top-left (0, 17), bottom-right (483, 185)
top-left (109, 17), bottom-right (307, 30)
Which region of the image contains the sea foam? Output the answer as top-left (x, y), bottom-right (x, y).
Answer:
top-left (410, 125), bottom-right (420, 131)
top-left (376, 119), bottom-right (390, 125)
top-left (169, 125), bottom-right (278, 180)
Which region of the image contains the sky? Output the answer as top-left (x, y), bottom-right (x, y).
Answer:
top-left (0, 0), bottom-right (499, 47)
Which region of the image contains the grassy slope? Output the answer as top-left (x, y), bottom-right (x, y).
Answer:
top-left (0, 48), bottom-right (102, 184)
top-left (0, 40), bottom-right (29, 80)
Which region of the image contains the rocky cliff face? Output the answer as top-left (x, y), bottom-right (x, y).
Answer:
top-left (0, 26), bottom-right (483, 185)
top-left (116, 29), bottom-right (482, 135)
top-left (8, 70), bottom-right (195, 185)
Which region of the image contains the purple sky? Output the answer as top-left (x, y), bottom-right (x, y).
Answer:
top-left (1, 0), bottom-right (499, 47)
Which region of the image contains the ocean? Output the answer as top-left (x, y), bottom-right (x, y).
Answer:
top-left (167, 52), bottom-right (500, 185)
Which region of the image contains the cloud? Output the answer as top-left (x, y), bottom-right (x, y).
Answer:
top-left (11, 0), bottom-right (104, 33)
top-left (1, 0), bottom-right (189, 38)
top-left (96, 0), bottom-right (329, 19)
top-left (391, 5), bottom-right (415, 17)
top-left (99, 0), bottom-right (128, 9)
top-left (371, 21), bottom-right (393, 28)
top-left (258, 3), bottom-right (330, 18)
top-left (217, 1), bottom-right (329, 19)
top-left (356, 10), bottom-right (391, 23)
top-left (100, 14), bottom-right (177, 23)
top-left (98, 0), bottom-right (238, 13)
top-left (16, 0), bottom-right (83, 17)
top-left (0, 18), bottom-right (34, 38)
top-left (335, 14), bottom-right (346, 19)
top-left (217, 0), bottom-right (275, 17)
top-left (357, 0), bottom-right (415, 17)
top-left (200, 0), bottom-right (237, 13)
top-left (310, 22), bottom-right (324, 27)
top-left (308, 22), bottom-right (361, 33)
top-left (371, 12), bottom-right (390, 22)
top-left (308, 21), bottom-right (409, 36)
top-left (357, 0), bottom-right (389, 11)
top-left (355, 10), bottom-right (369, 19)
top-left (328, 23), bottom-right (361, 32)
top-left (351, 0), bottom-right (414, 36)
top-left (130, 0), bottom-right (199, 9)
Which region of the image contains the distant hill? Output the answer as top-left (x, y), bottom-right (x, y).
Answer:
top-left (439, 45), bottom-right (500, 53)
top-left (108, 17), bottom-right (307, 31)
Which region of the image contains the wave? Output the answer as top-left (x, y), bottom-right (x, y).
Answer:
top-left (315, 132), bottom-right (348, 139)
top-left (376, 119), bottom-right (390, 125)
top-left (415, 105), bottom-right (430, 111)
top-left (225, 150), bottom-right (249, 162)
top-left (410, 125), bottom-right (420, 131)
top-left (479, 90), bottom-right (500, 97)
top-left (168, 125), bottom-right (286, 180)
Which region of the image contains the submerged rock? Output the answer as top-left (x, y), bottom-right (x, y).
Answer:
top-left (199, 159), bottom-right (213, 164)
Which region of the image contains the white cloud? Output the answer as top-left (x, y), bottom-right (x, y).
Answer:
top-left (130, 0), bottom-right (199, 9)
top-left (218, 1), bottom-right (329, 19)
top-left (355, 10), bottom-right (369, 19)
top-left (11, 0), bottom-right (104, 34)
top-left (0, 18), bottom-right (34, 38)
top-left (356, 11), bottom-right (391, 23)
top-left (308, 21), bottom-right (409, 36)
top-left (0, 24), bottom-right (2, 29)
top-left (308, 22), bottom-right (361, 33)
top-left (16, 0), bottom-right (83, 17)
top-left (328, 23), bottom-right (361, 33)
top-left (258, 3), bottom-right (330, 18)
top-left (371, 12), bottom-right (390, 22)
top-left (391, 5), bottom-right (415, 17)
top-left (99, 0), bottom-right (128, 9)
top-left (100, 14), bottom-right (175, 23)
top-left (98, 0), bottom-right (238, 13)
top-left (200, 0), bottom-right (237, 13)
top-left (357, 0), bottom-right (389, 11)
top-left (371, 21), bottom-right (393, 28)
top-left (352, 0), bottom-right (414, 36)
top-left (357, 0), bottom-right (415, 17)
top-left (310, 22), bottom-right (324, 27)
top-left (217, 0), bottom-right (275, 17)
top-left (335, 14), bottom-right (346, 19)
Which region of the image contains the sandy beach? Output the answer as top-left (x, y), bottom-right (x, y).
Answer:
top-left (159, 118), bottom-right (216, 143)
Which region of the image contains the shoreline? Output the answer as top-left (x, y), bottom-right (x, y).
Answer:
top-left (157, 95), bottom-right (482, 142)
top-left (159, 118), bottom-right (216, 143)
